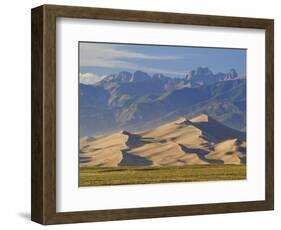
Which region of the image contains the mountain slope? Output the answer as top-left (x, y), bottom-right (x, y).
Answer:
top-left (79, 69), bottom-right (246, 136)
top-left (80, 114), bottom-right (246, 167)
top-left (115, 79), bottom-right (246, 132)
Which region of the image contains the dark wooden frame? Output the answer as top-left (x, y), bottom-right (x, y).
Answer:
top-left (31, 4), bottom-right (274, 225)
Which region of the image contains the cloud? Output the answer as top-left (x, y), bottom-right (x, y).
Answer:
top-left (79, 43), bottom-right (185, 76)
top-left (80, 43), bottom-right (181, 66)
top-left (80, 73), bottom-right (105, 85)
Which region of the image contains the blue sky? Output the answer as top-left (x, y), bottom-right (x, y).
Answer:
top-left (79, 42), bottom-right (246, 82)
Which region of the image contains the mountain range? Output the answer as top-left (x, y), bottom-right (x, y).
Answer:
top-left (79, 67), bottom-right (246, 136)
top-left (80, 114), bottom-right (246, 167)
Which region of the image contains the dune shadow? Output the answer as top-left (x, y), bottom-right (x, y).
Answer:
top-left (200, 140), bottom-right (215, 149)
top-left (123, 131), bottom-right (153, 149)
top-left (238, 145), bottom-right (247, 164)
top-left (238, 146), bottom-right (246, 154)
top-left (118, 150), bottom-right (153, 166)
top-left (80, 156), bottom-right (92, 163)
top-left (240, 156), bottom-right (247, 164)
top-left (192, 118), bottom-right (246, 142)
top-left (179, 144), bottom-right (209, 155)
top-left (179, 144), bottom-right (224, 164)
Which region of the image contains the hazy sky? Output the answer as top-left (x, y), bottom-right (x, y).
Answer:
top-left (79, 42), bottom-right (246, 81)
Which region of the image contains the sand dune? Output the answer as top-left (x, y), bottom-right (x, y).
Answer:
top-left (80, 114), bottom-right (246, 167)
top-left (206, 139), bottom-right (246, 164)
top-left (80, 132), bottom-right (127, 167)
top-left (128, 141), bottom-right (207, 166)
top-left (190, 114), bottom-right (246, 142)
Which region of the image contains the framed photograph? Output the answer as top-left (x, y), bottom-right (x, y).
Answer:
top-left (31, 4), bottom-right (274, 225)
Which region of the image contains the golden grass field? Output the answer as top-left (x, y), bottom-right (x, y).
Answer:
top-left (79, 164), bottom-right (246, 186)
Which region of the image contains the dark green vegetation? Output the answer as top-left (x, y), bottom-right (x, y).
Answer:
top-left (79, 165), bottom-right (246, 186)
top-left (79, 68), bottom-right (246, 136)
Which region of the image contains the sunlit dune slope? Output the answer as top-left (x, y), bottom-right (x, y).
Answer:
top-left (80, 114), bottom-right (246, 167)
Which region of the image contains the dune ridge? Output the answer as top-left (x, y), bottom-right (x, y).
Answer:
top-left (80, 114), bottom-right (246, 167)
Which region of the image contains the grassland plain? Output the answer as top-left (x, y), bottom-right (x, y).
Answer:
top-left (79, 165), bottom-right (246, 186)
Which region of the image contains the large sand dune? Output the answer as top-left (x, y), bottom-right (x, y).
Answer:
top-left (80, 114), bottom-right (246, 167)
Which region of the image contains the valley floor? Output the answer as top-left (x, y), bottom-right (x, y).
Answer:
top-left (79, 165), bottom-right (246, 186)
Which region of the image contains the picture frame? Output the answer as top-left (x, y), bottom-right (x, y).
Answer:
top-left (31, 4), bottom-right (274, 225)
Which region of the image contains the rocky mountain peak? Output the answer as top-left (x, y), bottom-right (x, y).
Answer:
top-left (116, 71), bottom-right (132, 81)
top-left (132, 70), bottom-right (151, 82)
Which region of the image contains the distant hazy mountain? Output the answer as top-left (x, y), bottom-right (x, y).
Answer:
top-left (96, 70), bottom-right (186, 97)
top-left (95, 67), bottom-right (241, 89)
top-left (80, 114), bottom-right (246, 167)
top-left (79, 67), bottom-right (246, 136)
